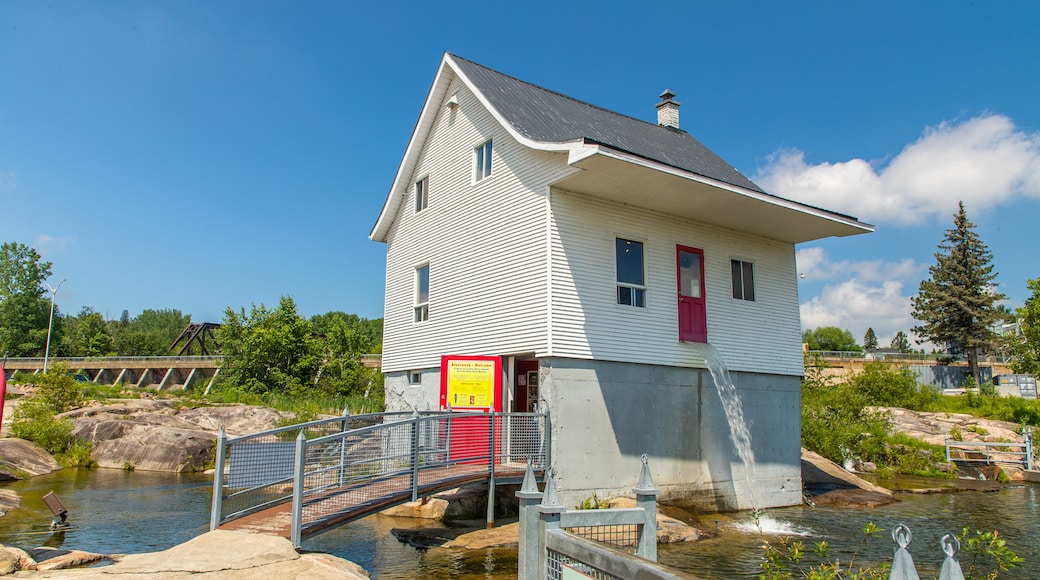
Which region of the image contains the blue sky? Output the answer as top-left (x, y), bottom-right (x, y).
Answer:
top-left (2, 1), bottom-right (1038, 348)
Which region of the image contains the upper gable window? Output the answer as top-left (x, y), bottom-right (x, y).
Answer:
top-left (475, 140), bottom-right (493, 181)
top-left (415, 176), bottom-right (429, 213)
top-left (731, 259), bottom-right (755, 301)
top-left (615, 237), bottom-right (646, 308)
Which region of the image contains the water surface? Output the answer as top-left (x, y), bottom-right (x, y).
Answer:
top-left (3, 469), bottom-right (1038, 579)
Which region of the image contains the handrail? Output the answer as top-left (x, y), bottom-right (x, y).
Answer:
top-left (212, 409), bottom-right (549, 545)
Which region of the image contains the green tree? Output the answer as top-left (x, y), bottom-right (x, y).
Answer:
top-left (215, 296), bottom-right (321, 394)
top-left (0, 242), bottom-right (54, 356)
top-left (890, 331), bottom-right (911, 353)
top-left (912, 202), bottom-right (1006, 386)
top-left (802, 326), bottom-right (862, 352)
top-left (114, 309), bottom-right (192, 355)
top-left (1009, 278), bottom-right (1040, 375)
top-left (74, 308), bottom-right (115, 356)
top-left (863, 327), bottom-right (879, 350)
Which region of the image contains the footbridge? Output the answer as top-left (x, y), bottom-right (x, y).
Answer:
top-left (2, 355), bottom-right (382, 390)
top-left (209, 409), bottom-right (549, 546)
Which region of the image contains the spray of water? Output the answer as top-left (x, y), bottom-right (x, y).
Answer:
top-left (693, 343), bottom-right (759, 512)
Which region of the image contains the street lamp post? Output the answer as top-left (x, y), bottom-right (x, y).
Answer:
top-left (42, 278), bottom-right (66, 373)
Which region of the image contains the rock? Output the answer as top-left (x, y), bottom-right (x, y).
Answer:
top-left (28, 546), bottom-right (108, 570)
top-left (609, 497), bottom-right (706, 543)
top-left (0, 546), bottom-right (36, 572)
top-left (441, 522), bottom-right (520, 549)
top-left (20, 529), bottom-right (368, 579)
top-left (0, 489), bottom-right (19, 517)
top-left (801, 448), bottom-right (898, 507)
top-left (435, 484), bottom-right (491, 520)
top-left (0, 438), bottom-right (61, 481)
top-left (176, 405), bottom-right (288, 437)
top-left (380, 498), bottom-right (449, 520)
top-left (0, 550), bottom-right (16, 575)
top-left (73, 421), bottom-right (214, 472)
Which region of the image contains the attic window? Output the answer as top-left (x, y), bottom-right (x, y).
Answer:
top-left (415, 176), bottom-right (428, 213)
top-left (475, 140), bottom-right (493, 181)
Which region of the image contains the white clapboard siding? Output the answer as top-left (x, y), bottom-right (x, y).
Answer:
top-left (549, 189), bottom-right (804, 376)
top-left (380, 78), bottom-right (573, 372)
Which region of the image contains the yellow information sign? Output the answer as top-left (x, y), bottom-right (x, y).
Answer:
top-left (442, 356), bottom-right (499, 409)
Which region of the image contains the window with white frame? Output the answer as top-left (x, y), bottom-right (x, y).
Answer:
top-left (731, 259), bottom-right (755, 301)
top-left (415, 176), bottom-right (428, 213)
top-left (414, 264), bottom-right (430, 322)
top-left (475, 139), bottom-right (493, 181)
top-left (409, 370), bottom-right (422, 385)
top-left (615, 237), bottom-right (646, 307)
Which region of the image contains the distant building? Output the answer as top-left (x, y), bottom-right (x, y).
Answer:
top-left (370, 54), bottom-right (872, 510)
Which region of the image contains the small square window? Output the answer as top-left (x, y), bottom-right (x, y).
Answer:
top-left (415, 176), bottom-right (428, 213)
top-left (731, 259), bottom-right (755, 301)
top-left (414, 264), bottom-right (430, 322)
top-left (409, 371), bottom-right (422, 385)
top-left (616, 237), bottom-right (646, 308)
top-left (475, 140), bottom-right (493, 181)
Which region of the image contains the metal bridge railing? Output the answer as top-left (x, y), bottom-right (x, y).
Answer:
top-left (516, 455), bottom-right (686, 580)
top-left (945, 427), bottom-right (1034, 470)
top-left (210, 408), bottom-right (549, 546)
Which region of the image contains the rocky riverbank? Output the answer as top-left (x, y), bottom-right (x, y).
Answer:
top-left (0, 529), bottom-right (368, 578)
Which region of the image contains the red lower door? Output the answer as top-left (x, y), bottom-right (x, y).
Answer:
top-left (676, 245), bottom-right (707, 343)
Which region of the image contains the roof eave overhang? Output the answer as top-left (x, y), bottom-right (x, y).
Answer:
top-left (553, 144), bottom-right (874, 244)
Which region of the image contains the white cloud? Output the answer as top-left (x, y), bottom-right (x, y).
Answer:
top-left (756, 114), bottom-right (1040, 225)
top-left (797, 247), bottom-right (922, 346)
top-left (34, 234), bottom-right (77, 255)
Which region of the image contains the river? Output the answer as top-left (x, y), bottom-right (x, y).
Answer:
top-left (2, 469), bottom-right (1038, 579)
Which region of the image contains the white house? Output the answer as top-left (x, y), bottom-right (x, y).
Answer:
top-left (370, 53), bottom-right (872, 511)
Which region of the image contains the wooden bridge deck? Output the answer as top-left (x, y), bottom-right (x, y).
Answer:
top-left (218, 462), bottom-right (533, 539)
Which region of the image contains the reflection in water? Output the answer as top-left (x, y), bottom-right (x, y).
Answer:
top-left (2, 469), bottom-right (1039, 579)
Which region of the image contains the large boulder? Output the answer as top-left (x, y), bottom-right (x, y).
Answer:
top-left (0, 438), bottom-right (61, 481)
top-left (19, 529), bottom-right (369, 579)
top-left (801, 448), bottom-right (898, 507)
top-left (73, 421), bottom-right (214, 472)
top-left (0, 489), bottom-right (19, 517)
top-left (65, 403), bottom-right (289, 473)
top-left (175, 405), bottom-right (288, 437)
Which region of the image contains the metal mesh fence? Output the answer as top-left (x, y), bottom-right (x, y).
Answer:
top-left (564, 524), bottom-right (640, 553)
top-left (547, 548), bottom-right (622, 580)
top-left (298, 412), bottom-right (547, 532)
top-left (214, 410), bottom-right (547, 531)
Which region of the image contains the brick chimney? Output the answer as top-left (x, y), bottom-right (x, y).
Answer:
top-left (656, 89), bottom-right (680, 129)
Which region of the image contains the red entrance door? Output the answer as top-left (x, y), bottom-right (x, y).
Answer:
top-left (676, 245), bottom-right (707, 343)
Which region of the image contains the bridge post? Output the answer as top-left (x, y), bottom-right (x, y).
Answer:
top-left (487, 411), bottom-right (497, 529)
top-left (339, 406), bottom-right (350, 488)
top-left (410, 411), bottom-right (421, 502)
top-left (633, 454), bottom-right (659, 561)
top-left (291, 430), bottom-right (307, 548)
top-left (537, 470), bottom-right (564, 579)
top-left (209, 427), bottom-right (226, 531)
top-left (516, 460), bottom-right (543, 580)
top-left (1025, 427), bottom-right (1033, 471)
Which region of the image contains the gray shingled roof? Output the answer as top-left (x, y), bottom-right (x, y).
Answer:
top-left (450, 54), bottom-right (765, 194)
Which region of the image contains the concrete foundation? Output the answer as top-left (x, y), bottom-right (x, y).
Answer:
top-left (383, 356), bottom-right (803, 513)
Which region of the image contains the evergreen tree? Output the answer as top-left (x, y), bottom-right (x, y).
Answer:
top-left (863, 327), bottom-right (879, 350)
top-left (890, 331), bottom-right (911, 353)
top-left (911, 201), bottom-right (1005, 386)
